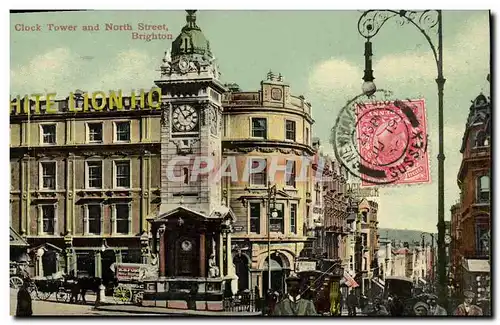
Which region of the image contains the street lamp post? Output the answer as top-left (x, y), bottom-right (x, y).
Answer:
top-left (357, 10), bottom-right (447, 307)
top-left (267, 182), bottom-right (278, 292)
top-left (421, 232), bottom-right (436, 289)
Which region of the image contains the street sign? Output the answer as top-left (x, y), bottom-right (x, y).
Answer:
top-left (270, 224), bottom-right (281, 232)
top-left (233, 226), bottom-right (243, 232)
top-left (296, 261), bottom-right (317, 272)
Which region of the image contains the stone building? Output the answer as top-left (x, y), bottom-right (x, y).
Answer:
top-left (10, 90), bottom-right (161, 279)
top-left (9, 10), bottom-right (318, 297)
top-left (451, 90), bottom-right (491, 300)
top-left (221, 73), bottom-right (315, 295)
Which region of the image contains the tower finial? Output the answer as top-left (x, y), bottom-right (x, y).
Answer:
top-left (186, 10), bottom-right (197, 28)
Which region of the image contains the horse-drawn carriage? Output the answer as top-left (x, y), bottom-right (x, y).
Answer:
top-left (383, 276), bottom-right (416, 315)
top-left (296, 269), bottom-right (342, 315)
top-left (111, 263), bottom-right (158, 305)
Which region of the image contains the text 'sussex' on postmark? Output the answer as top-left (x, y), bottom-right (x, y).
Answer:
top-left (332, 90), bottom-right (430, 186)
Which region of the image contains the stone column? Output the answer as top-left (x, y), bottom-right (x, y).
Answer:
top-left (199, 233), bottom-right (206, 277)
top-left (95, 251), bottom-right (102, 278)
top-left (219, 232), bottom-right (224, 277)
top-left (225, 228), bottom-right (237, 295)
top-left (158, 225), bottom-right (166, 277)
top-left (35, 248), bottom-right (45, 277)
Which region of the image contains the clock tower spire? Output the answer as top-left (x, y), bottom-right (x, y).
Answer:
top-left (155, 10), bottom-right (226, 216)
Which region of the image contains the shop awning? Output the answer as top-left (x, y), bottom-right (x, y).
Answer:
top-left (463, 259), bottom-right (490, 273)
top-left (10, 227), bottom-right (28, 247)
top-left (371, 278), bottom-right (385, 289)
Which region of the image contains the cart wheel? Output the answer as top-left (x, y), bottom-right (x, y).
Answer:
top-left (37, 289), bottom-right (52, 301)
top-left (56, 288), bottom-right (69, 302)
top-left (10, 276), bottom-right (23, 289)
top-left (113, 285), bottom-right (132, 304)
top-left (133, 291), bottom-right (144, 305)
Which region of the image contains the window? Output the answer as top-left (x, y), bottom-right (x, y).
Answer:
top-left (182, 167), bottom-right (189, 184)
top-left (250, 203), bottom-right (261, 233)
top-left (116, 204), bottom-right (130, 234)
top-left (88, 205), bottom-right (101, 235)
top-left (476, 175), bottom-right (490, 203)
top-left (41, 124), bottom-right (56, 144)
top-left (41, 205), bottom-right (55, 234)
top-left (270, 203), bottom-right (284, 233)
top-left (115, 121), bottom-right (131, 142)
top-left (86, 161), bottom-right (102, 189)
top-left (285, 160), bottom-right (296, 187)
top-left (474, 131), bottom-right (490, 148)
top-left (114, 161), bottom-right (131, 188)
top-left (305, 127), bottom-right (309, 145)
top-left (87, 123), bottom-right (103, 143)
top-left (251, 118), bottom-right (267, 139)
top-left (40, 162), bottom-right (56, 190)
top-left (250, 158), bottom-right (267, 186)
top-left (315, 183), bottom-right (321, 204)
top-left (285, 120), bottom-right (296, 141)
top-left (290, 203), bottom-right (297, 234)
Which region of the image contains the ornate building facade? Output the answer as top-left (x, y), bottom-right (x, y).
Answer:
top-left (10, 93), bottom-right (161, 279)
top-left (10, 10), bottom-right (318, 297)
top-left (221, 74), bottom-right (315, 295)
top-left (451, 91), bottom-right (491, 301)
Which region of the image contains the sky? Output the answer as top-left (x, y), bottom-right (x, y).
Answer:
top-left (9, 10), bottom-right (490, 233)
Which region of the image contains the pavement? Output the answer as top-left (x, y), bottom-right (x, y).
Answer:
top-left (341, 307), bottom-right (364, 316)
top-left (96, 304), bottom-right (261, 316)
top-left (9, 289), bottom-right (156, 316)
top-left (10, 289), bottom-right (261, 316)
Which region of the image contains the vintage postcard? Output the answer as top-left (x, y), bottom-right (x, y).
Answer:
top-left (9, 9), bottom-right (491, 317)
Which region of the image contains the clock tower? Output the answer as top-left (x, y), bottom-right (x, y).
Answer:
top-left (155, 10), bottom-right (226, 216)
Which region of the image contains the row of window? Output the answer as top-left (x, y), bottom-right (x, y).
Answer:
top-left (40, 160), bottom-right (131, 190)
top-left (249, 201), bottom-right (297, 234)
top-left (251, 117), bottom-right (309, 144)
top-left (248, 158), bottom-right (297, 187)
top-left (39, 121), bottom-right (131, 145)
top-left (39, 203), bottom-right (131, 235)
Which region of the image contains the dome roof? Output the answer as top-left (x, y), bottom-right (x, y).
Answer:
top-left (171, 10), bottom-right (212, 59)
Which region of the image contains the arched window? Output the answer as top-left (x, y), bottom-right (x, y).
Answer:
top-left (476, 175), bottom-right (490, 202)
top-left (474, 131), bottom-right (489, 148)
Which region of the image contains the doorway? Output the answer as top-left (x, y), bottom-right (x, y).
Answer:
top-left (262, 256), bottom-right (284, 295)
top-left (234, 254), bottom-right (250, 293)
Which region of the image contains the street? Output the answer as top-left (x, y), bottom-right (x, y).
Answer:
top-left (9, 289), bottom-right (156, 316)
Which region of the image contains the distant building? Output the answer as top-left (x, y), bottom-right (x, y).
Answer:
top-left (450, 90), bottom-right (491, 299)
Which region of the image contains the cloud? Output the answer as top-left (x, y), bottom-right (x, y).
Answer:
top-left (10, 48), bottom-right (159, 98)
top-left (87, 49), bottom-right (158, 94)
top-left (308, 59), bottom-right (361, 100)
top-left (10, 48), bottom-right (80, 96)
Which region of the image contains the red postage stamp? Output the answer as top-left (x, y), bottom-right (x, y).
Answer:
top-left (355, 98), bottom-right (430, 187)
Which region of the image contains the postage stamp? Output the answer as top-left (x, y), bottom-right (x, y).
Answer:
top-left (332, 90), bottom-right (430, 186)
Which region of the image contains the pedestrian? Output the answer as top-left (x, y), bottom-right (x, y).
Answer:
top-left (272, 275), bottom-right (318, 316)
top-left (346, 290), bottom-right (358, 316)
top-left (16, 281), bottom-right (33, 317)
top-left (388, 293), bottom-right (405, 316)
top-left (413, 301), bottom-right (429, 316)
top-left (426, 294), bottom-right (447, 316)
top-left (453, 291), bottom-right (483, 316)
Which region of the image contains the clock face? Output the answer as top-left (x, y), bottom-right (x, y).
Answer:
top-left (181, 240), bottom-right (193, 252)
top-left (172, 105), bottom-right (198, 132)
top-left (209, 107), bottom-right (217, 134)
top-left (444, 235), bottom-right (452, 245)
